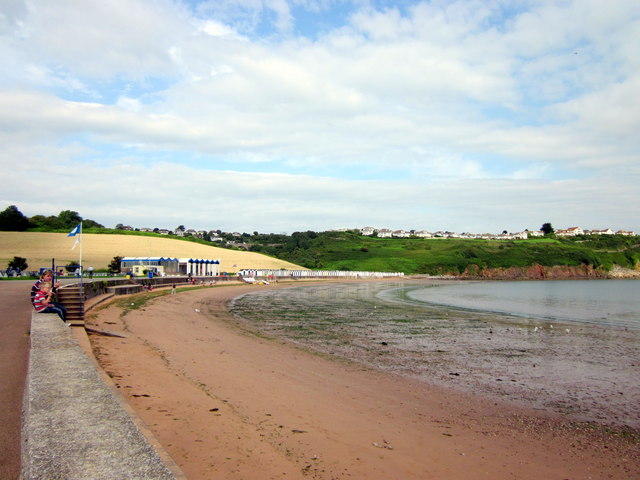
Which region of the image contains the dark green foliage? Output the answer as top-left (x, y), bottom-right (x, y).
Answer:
top-left (65, 261), bottom-right (80, 273)
top-left (57, 210), bottom-right (82, 229)
top-left (0, 205), bottom-right (30, 231)
top-left (245, 231), bottom-right (639, 274)
top-left (27, 214), bottom-right (61, 229)
top-left (541, 222), bottom-right (554, 235)
top-left (8, 256), bottom-right (28, 270)
top-left (108, 256), bottom-right (123, 273)
top-left (82, 219), bottom-right (103, 228)
top-left (26, 208), bottom-right (103, 230)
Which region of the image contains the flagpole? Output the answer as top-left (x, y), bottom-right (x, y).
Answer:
top-left (79, 221), bottom-right (83, 276)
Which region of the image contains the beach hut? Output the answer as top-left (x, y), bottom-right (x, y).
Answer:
top-left (178, 258), bottom-right (221, 276)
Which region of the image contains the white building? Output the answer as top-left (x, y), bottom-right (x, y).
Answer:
top-left (178, 258), bottom-right (221, 276)
top-left (556, 226), bottom-right (584, 237)
top-left (590, 228), bottom-right (614, 235)
top-left (120, 257), bottom-right (221, 276)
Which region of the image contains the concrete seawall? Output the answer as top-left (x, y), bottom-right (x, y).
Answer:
top-left (22, 312), bottom-right (186, 480)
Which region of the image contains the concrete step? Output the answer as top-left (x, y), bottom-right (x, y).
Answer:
top-left (107, 284), bottom-right (143, 295)
top-left (58, 285), bottom-right (86, 326)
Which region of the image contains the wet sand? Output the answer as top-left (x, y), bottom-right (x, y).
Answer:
top-left (86, 282), bottom-right (639, 480)
top-left (231, 280), bottom-right (640, 429)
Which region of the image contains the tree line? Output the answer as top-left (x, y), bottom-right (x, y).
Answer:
top-left (0, 205), bottom-right (103, 231)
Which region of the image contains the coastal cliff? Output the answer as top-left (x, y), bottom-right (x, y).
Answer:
top-left (457, 264), bottom-right (640, 280)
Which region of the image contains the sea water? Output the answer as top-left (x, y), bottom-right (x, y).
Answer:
top-left (398, 279), bottom-right (640, 329)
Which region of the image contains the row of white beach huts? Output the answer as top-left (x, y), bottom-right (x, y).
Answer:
top-left (238, 269), bottom-right (404, 278)
top-left (119, 257), bottom-right (404, 279)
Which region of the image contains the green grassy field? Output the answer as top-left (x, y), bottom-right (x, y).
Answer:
top-left (252, 231), bottom-right (640, 275)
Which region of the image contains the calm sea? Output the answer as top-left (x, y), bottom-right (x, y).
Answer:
top-left (397, 279), bottom-right (640, 329)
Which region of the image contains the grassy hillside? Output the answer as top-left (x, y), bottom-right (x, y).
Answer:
top-left (250, 231), bottom-right (640, 275)
top-left (0, 232), bottom-right (301, 273)
top-left (3, 230), bottom-right (639, 277)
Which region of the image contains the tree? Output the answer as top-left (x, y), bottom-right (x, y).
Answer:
top-left (115, 223), bottom-right (125, 230)
top-left (108, 256), bottom-right (123, 273)
top-left (57, 210), bottom-right (82, 229)
top-left (176, 225), bottom-right (185, 232)
top-left (0, 205), bottom-right (30, 231)
top-left (82, 218), bottom-right (103, 228)
top-left (8, 256), bottom-right (28, 271)
top-left (28, 214), bottom-right (60, 229)
top-left (541, 223), bottom-right (554, 235)
top-left (65, 261), bottom-right (80, 273)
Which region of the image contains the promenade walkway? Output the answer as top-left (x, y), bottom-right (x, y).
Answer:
top-left (22, 312), bottom-right (185, 479)
top-left (0, 281), bottom-right (31, 479)
top-left (0, 280), bottom-right (186, 479)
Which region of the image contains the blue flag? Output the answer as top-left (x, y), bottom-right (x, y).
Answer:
top-left (68, 224), bottom-right (81, 237)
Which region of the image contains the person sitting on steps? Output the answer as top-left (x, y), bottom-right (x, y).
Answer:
top-left (33, 282), bottom-right (67, 322)
top-left (31, 269), bottom-right (68, 320)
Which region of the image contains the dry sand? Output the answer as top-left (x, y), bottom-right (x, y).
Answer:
top-left (86, 282), bottom-right (639, 480)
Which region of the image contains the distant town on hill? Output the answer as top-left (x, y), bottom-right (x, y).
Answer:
top-left (115, 224), bottom-right (636, 243)
top-left (0, 205), bottom-right (636, 242)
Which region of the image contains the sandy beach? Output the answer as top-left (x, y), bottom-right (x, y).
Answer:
top-left (85, 282), bottom-right (639, 480)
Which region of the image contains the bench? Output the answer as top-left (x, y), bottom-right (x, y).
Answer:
top-left (106, 284), bottom-right (143, 295)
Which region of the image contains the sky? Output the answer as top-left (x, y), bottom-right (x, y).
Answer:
top-left (1, 0), bottom-right (639, 234)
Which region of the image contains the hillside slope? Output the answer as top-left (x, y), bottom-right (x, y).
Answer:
top-left (250, 231), bottom-right (640, 278)
top-left (0, 232), bottom-right (301, 273)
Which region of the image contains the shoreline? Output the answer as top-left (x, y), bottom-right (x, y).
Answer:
top-left (230, 279), bottom-right (640, 430)
top-left (86, 281), bottom-right (639, 479)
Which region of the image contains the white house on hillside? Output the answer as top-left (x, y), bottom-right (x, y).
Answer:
top-left (556, 226), bottom-right (584, 237)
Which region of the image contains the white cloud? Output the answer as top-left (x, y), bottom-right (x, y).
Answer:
top-left (196, 19), bottom-right (240, 37)
top-left (1, 0), bottom-right (639, 233)
top-left (6, 154), bottom-right (637, 233)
